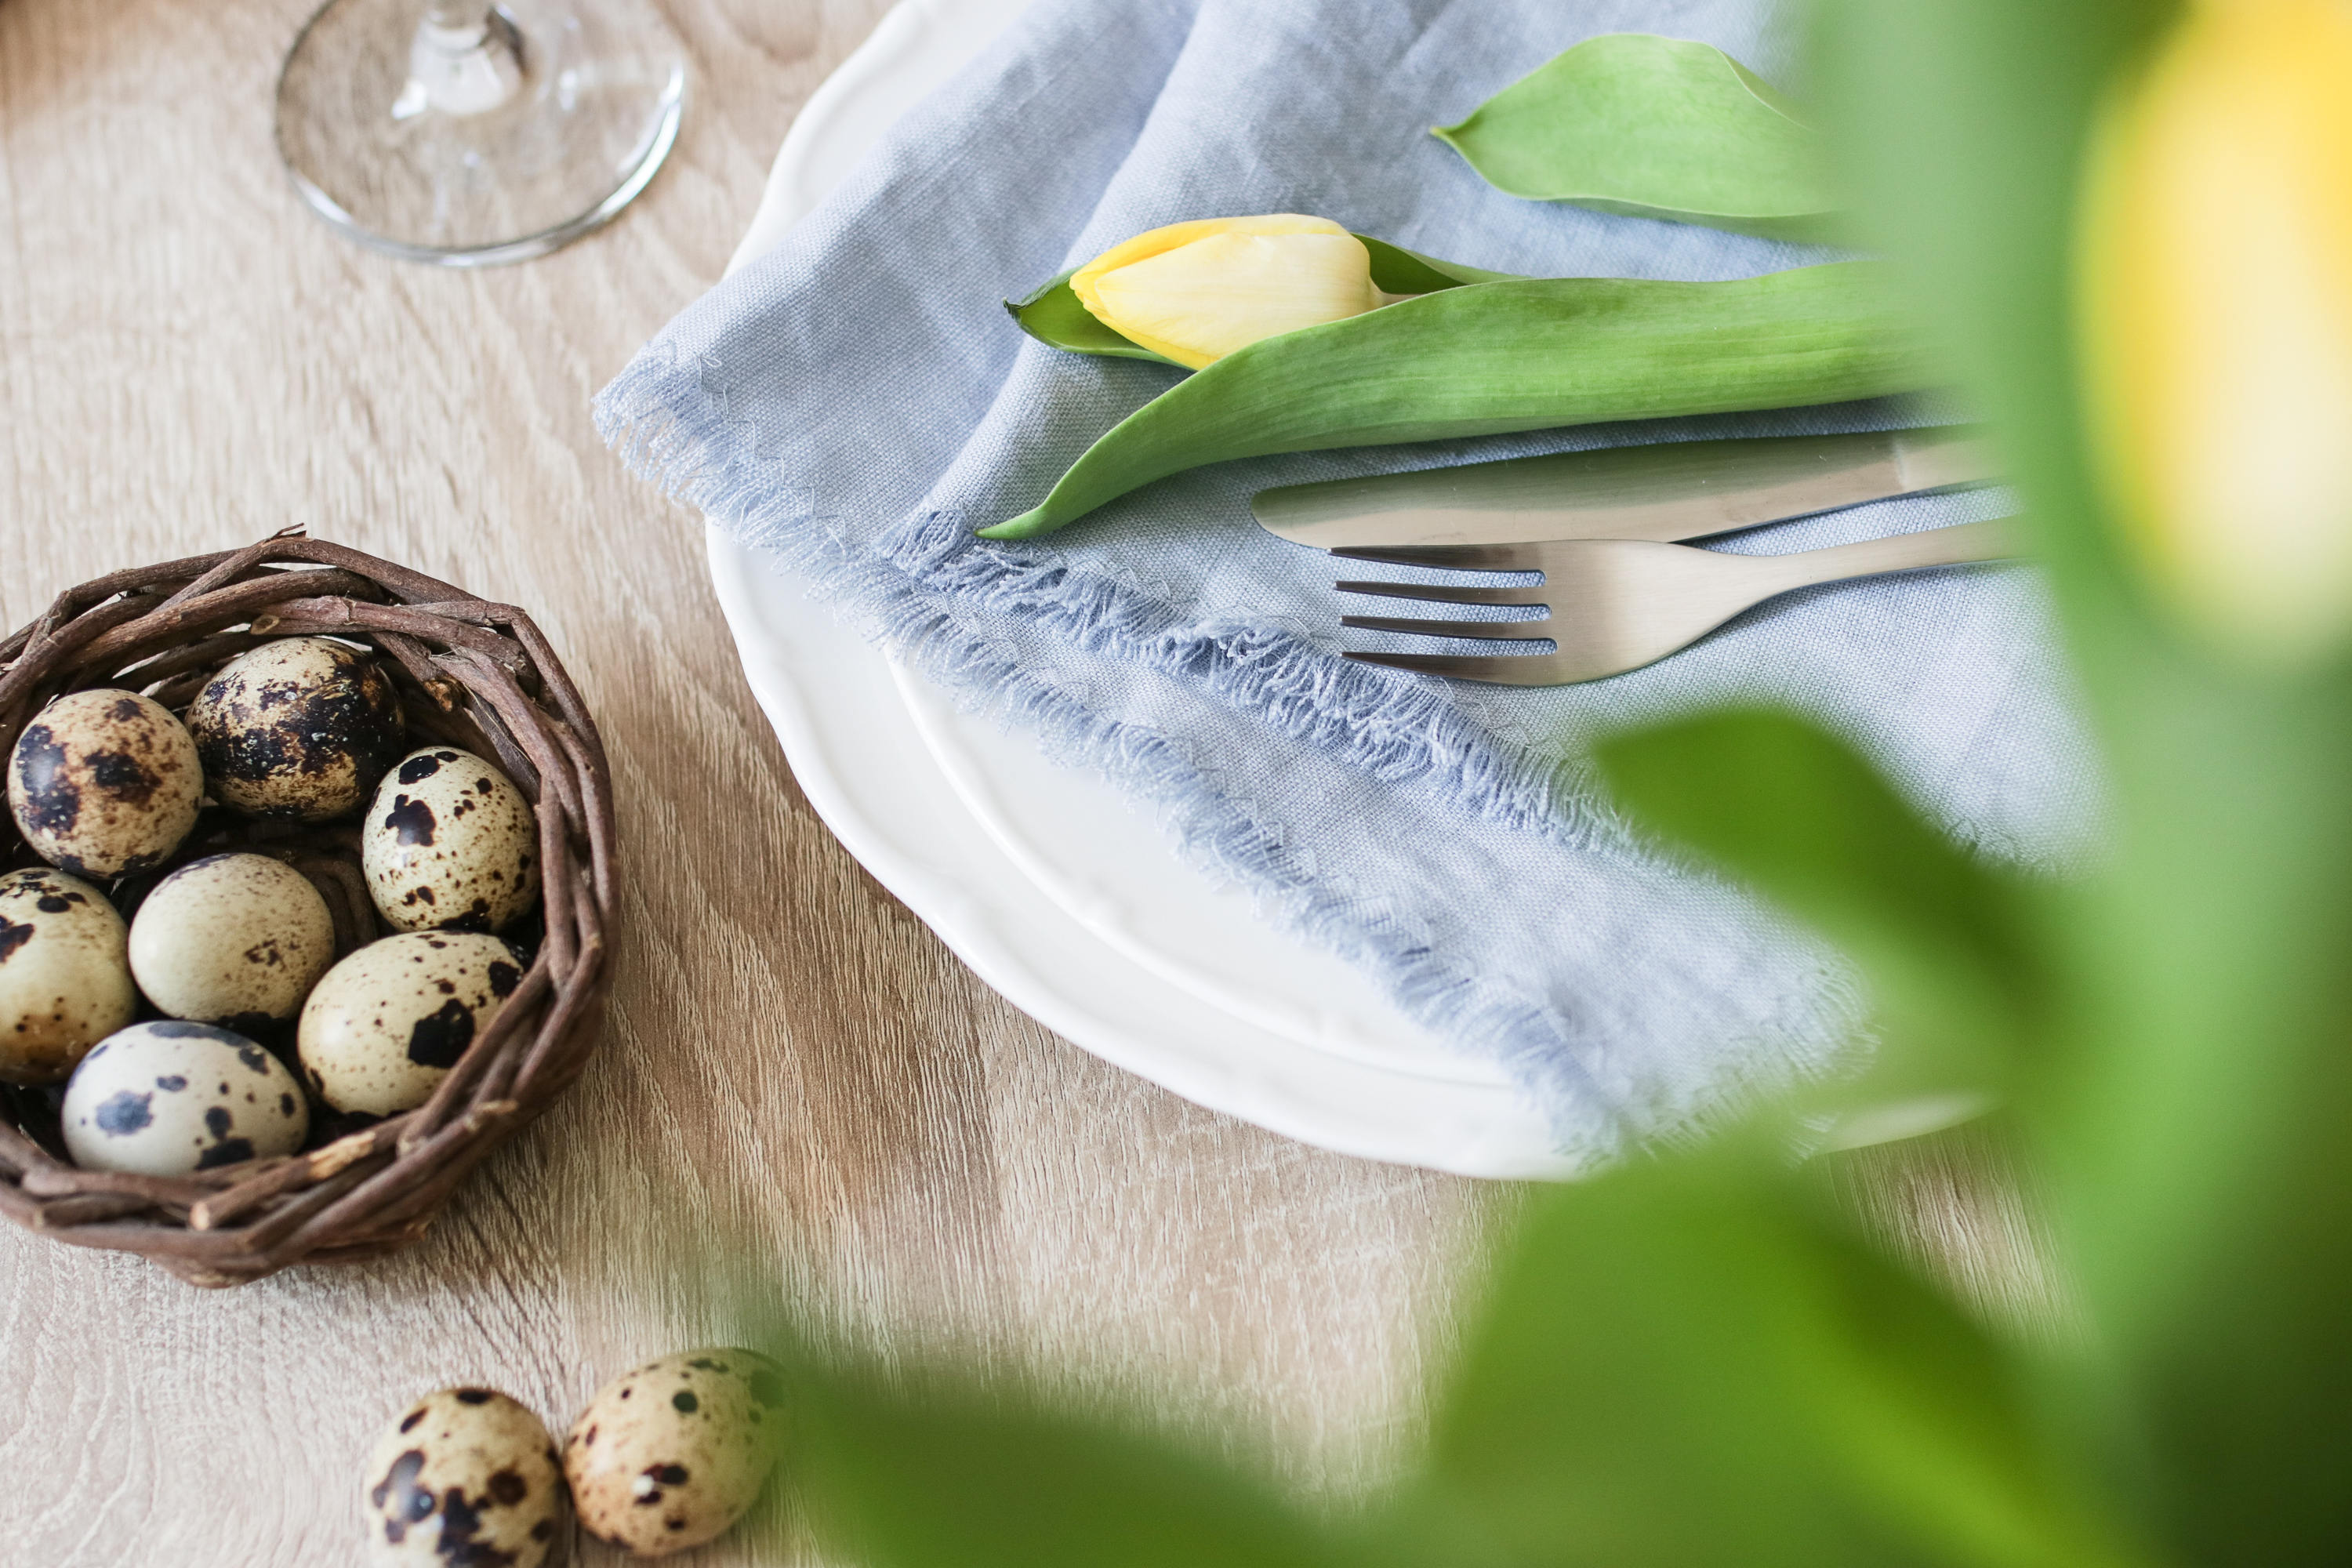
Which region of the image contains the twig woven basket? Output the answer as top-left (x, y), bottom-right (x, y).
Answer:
top-left (0, 532), bottom-right (615, 1286)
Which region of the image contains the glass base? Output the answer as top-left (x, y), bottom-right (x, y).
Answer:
top-left (275, 0), bottom-right (686, 267)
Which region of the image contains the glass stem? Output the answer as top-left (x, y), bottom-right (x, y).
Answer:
top-left (408, 2), bottom-right (524, 118)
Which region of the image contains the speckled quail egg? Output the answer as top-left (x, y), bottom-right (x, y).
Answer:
top-left (362, 748), bottom-right (539, 935)
top-left (0, 868), bottom-right (136, 1085)
top-left (564, 1348), bottom-right (786, 1557)
top-left (8, 688), bottom-right (202, 879)
top-left (187, 637), bottom-right (406, 822)
top-left (60, 1019), bottom-right (308, 1175)
top-left (299, 932), bottom-right (526, 1116)
top-left (127, 853), bottom-right (336, 1028)
top-left (363, 1386), bottom-right (564, 1568)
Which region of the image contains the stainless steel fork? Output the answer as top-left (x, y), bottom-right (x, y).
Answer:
top-left (1335, 520), bottom-right (2014, 685)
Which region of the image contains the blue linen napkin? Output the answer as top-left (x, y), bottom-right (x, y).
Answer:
top-left (599, 0), bottom-right (2094, 1164)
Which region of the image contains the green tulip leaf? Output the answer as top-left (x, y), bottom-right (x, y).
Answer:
top-left (1595, 709), bottom-right (2051, 1105)
top-left (1392, 1142), bottom-right (2151, 1568)
top-left (1006, 269), bottom-right (1185, 365)
top-left (1434, 33), bottom-right (1841, 241)
top-left (983, 260), bottom-right (1935, 539)
top-left (1355, 234), bottom-right (1530, 292)
top-left (1005, 235), bottom-right (1524, 364)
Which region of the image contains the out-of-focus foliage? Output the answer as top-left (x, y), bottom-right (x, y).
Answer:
top-left (1597, 711), bottom-right (2048, 1106)
top-left (1813, 0), bottom-right (2352, 1558)
top-left (764, 1134), bottom-right (2146, 1568)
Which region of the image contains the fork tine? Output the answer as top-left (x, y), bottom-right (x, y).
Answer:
top-left (1334, 579), bottom-right (1550, 608)
top-left (1330, 543), bottom-right (1539, 572)
top-left (1344, 650), bottom-right (1566, 685)
top-left (1339, 612), bottom-right (1554, 641)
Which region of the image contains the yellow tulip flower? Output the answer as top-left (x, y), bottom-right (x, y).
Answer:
top-left (1069, 215), bottom-right (1404, 370)
top-left (2078, 0), bottom-right (2352, 665)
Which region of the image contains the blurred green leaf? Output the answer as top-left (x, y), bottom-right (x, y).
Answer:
top-left (2056, 677), bottom-right (2352, 1563)
top-left (1394, 1141), bottom-right (2149, 1568)
top-left (779, 1353), bottom-right (1360, 1568)
top-left (1809, 0), bottom-right (2352, 1558)
top-left (1595, 710), bottom-right (2048, 1102)
top-left (1433, 33), bottom-right (1840, 241)
top-left (1804, 0), bottom-right (2165, 646)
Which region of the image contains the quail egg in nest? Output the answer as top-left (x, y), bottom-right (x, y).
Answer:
top-left (60, 1020), bottom-right (309, 1176)
top-left (0, 867), bottom-right (136, 1085)
top-left (8, 688), bottom-right (201, 879)
top-left (127, 853), bottom-right (336, 1029)
top-left (186, 637), bottom-right (405, 822)
top-left (362, 748), bottom-right (539, 935)
top-left (299, 932), bottom-right (526, 1116)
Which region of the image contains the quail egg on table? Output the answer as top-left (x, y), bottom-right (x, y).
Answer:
top-left (363, 1386), bottom-right (564, 1568)
top-left (0, 868), bottom-right (136, 1085)
top-left (8, 688), bottom-right (201, 879)
top-left (564, 1348), bottom-right (786, 1557)
top-left (186, 637), bottom-right (406, 822)
top-left (299, 932), bottom-right (526, 1116)
top-left (60, 1020), bottom-right (308, 1175)
top-left (362, 748), bottom-right (539, 935)
top-left (127, 853), bottom-right (336, 1028)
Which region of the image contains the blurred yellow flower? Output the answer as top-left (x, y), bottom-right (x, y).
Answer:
top-left (1069, 215), bottom-right (1393, 370)
top-left (2079, 0), bottom-right (2352, 664)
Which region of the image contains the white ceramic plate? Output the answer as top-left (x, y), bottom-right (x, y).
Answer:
top-left (706, 539), bottom-right (1574, 1175)
top-left (703, 0), bottom-right (1576, 1177)
top-left (888, 671), bottom-right (1512, 1085)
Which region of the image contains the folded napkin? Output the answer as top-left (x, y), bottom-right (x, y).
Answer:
top-left (599, 0), bottom-right (2093, 1163)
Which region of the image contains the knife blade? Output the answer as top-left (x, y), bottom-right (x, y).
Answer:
top-left (1249, 425), bottom-right (1999, 550)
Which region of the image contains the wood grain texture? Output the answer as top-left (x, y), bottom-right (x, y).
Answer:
top-left (0, 2), bottom-right (2031, 1562)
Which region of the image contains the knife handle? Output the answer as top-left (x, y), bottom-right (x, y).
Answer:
top-left (1254, 426), bottom-right (2005, 552)
top-left (1889, 426), bottom-right (2002, 495)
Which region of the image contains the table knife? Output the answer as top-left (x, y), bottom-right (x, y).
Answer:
top-left (1250, 425), bottom-right (1998, 550)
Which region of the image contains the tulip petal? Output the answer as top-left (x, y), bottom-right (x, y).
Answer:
top-left (1063, 216), bottom-right (1374, 370)
top-left (1069, 214), bottom-right (1346, 285)
top-left (1083, 231), bottom-right (1381, 369)
top-left (1006, 237), bottom-right (1522, 365)
top-left (2080, 0), bottom-right (2352, 665)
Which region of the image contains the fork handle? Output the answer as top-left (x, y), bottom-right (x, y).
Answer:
top-left (1751, 519), bottom-right (2014, 594)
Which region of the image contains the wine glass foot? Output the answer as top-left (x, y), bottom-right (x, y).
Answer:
top-left (275, 0), bottom-right (686, 267)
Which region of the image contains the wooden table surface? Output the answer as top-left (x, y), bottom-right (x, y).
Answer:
top-left (0, 2), bottom-right (2037, 1562)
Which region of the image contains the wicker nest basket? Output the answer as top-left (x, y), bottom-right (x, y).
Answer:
top-left (0, 532), bottom-right (615, 1286)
